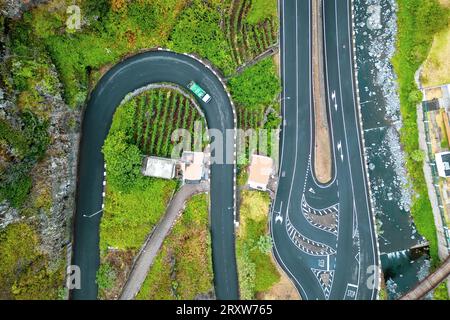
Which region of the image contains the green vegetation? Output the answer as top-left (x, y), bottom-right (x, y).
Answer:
top-left (421, 6), bottom-right (450, 87)
top-left (0, 112), bottom-right (50, 207)
top-left (169, 0), bottom-right (235, 75)
top-left (0, 14), bottom-right (53, 208)
top-left (100, 178), bottom-right (177, 251)
top-left (137, 194), bottom-right (213, 300)
top-left (231, 58), bottom-right (280, 133)
top-left (229, 58), bottom-right (280, 110)
top-left (129, 89), bottom-right (204, 158)
top-left (98, 85), bottom-right (208, 298)
top-left (392, 0), bottom-right (449, 267)
top-left (225, 0), bottom-right (279, 66)
top-left (236, 190), bottom-right (280, 299)
top-left (246, 0), bottom-right (278, 25)
top-left (0, 222), bottom-right (64, 299)
top-left (21, 0), bottom-right (188, 108)
top-left (230, 58), bottom-right (281, 164)
top-left (13, 0), bottom-right (279, 111)
top-left (96, 263), bottom-right (117, 297)
top-left (433, 281), bottom-right (449, 300)
top-left (103, 131), bottom-right (142, 192)
top-left (101, 105), bottom-right (177, 251)
top-left (378, 286), bottom-right (388, 300)
top-left (101, 87), bottom-right (203, 193)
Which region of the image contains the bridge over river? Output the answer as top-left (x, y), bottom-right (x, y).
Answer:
top-left (400, 256), bottom-right (450, 300)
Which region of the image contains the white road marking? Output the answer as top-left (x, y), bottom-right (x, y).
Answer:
top-left (83, 209), bottom-right (103, 218)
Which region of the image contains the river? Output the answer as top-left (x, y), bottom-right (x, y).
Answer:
top-left (354, 0), bottom-right (431, 299)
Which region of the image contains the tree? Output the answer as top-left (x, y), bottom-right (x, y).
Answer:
top-left (264, 111), bottom-right (281, 130)
top-left (102, 130), bottom-right (142, 191)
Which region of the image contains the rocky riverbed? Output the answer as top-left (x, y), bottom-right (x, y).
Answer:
top-left (355, 0), bottom-right (430, 299)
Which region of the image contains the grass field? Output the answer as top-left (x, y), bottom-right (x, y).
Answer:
top-left (100, 179), bottom-right (177, 252)
top-left (421, 24), bottom-right (450, 87)
top-left (97, 178), bottom-right (177, 299)
top-left (136, 194), bottom-right (213, 300)
top-left (236, 190), bottom-right (280, 299)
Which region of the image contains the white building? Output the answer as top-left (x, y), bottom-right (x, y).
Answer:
top-left (436, 152), bottom-right (450, 178)
top-left (247, 154), bottom-right (274, 191)
top-left (141, 156), bottom-right (177, 180)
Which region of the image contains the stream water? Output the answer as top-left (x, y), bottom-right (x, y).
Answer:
top-left (354, 0), bottom-right (431, 299)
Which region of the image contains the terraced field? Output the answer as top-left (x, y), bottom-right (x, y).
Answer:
top-left (224, 0), bottom-right (279, 66)
top-left (237, 106), bottom-right (265, 131)
top-left (131, 88), bottom-right (204, 158)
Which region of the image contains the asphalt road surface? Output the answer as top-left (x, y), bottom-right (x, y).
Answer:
top-left (270, 0), bottom-right (379, 300)
top-left (70, 51), bottom-right (238, 300)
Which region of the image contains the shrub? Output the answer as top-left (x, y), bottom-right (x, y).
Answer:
top-left (229, 58), bottom-right (280, 110)
top-left (96, 263), bottom-right (116, 292)
top-left (411, 149), bottom-right (425, 162)
top-left (256, 235), bottom-right (273, 254)
top-left (102, 130), bottom-right (142, 191)
top-left (169, 0), bottom-right (235, 75)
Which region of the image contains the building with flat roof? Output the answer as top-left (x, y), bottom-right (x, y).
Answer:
top-left (436, 152), bottom-right (450, 178)
top-left (141, 156), bottom-right (177, 180)
top-left (248, 154), bottom-right (273, 191)
top-left (180, 151), bottom-right (205, 183)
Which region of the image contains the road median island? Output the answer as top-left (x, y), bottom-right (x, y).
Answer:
top-left (312, 0), bottom-right (332, 184)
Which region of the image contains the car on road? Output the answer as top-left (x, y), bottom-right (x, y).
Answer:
top-left (188, 81), bottom-right (211, 103)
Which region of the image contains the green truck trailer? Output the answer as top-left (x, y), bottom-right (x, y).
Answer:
top-left (188, 81), bottom-right (212, 103)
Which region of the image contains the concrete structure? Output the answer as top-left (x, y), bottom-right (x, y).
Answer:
top-left (141, 156), bottom-right (177, 179)
top-left (180, 151), bottom-right (205, 183)
top-left (247, 154), bottom-right (273, 191)
top-left (435, 152), bottom-right (450, 178)
top-left (400, 256), bottom-right (450, 300)
top-left (423, 84), bottom-right (450, 110)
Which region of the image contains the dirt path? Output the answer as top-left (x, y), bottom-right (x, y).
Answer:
top-left (119, 181), bottom-right (209, 300)
top-left (258, 255), bottom-right (301, 300)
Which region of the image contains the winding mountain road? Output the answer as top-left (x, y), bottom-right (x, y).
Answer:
top-left (270, 0), bottom-right (379, 300)
top-left (71, 0), bottom-right (379, 301)
top-left (70, 50), bottom-right (238, 300)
